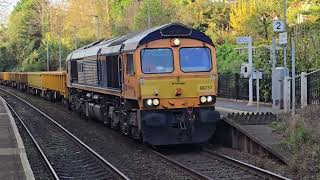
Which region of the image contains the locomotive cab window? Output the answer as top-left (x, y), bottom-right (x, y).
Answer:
top-left (179, 47), bottom-right (212, 72)
top-left (141, 48), bottom-right (173, 74)
top-left (127, 54), bottom-right (135, 76)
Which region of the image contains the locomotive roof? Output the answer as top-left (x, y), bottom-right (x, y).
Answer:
top-left (70, 22), bottom-right (213, 60)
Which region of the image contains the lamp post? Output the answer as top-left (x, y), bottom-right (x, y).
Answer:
top-left (94, 15), bottom-right (100, 40)
top-left (283, 0), bottom-right (287, 68)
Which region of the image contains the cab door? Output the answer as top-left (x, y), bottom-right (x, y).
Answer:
top-left (122, 53), bottom-right (138, 99)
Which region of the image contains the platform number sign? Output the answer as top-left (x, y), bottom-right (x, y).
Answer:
top-left (273, 20), bottom-right (285, 32)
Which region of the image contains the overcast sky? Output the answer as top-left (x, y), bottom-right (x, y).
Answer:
top-left (0, 0), bottom-right (18, 23)
top-left (0, 0), bottom-right (65, 23)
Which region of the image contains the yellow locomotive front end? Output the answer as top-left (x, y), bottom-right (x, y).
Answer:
top-left (135, 38), bottom-right (220, 145)
top-left (67, 23), bottom-right (220, 146)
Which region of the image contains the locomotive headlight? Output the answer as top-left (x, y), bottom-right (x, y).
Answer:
top-left (146, 99), bottom-right (153, 106)
top-left (207, 96), bottom-right (213, 103)
top-left (172, 38), bottom-right (180, 47)
top-left (152, 99), bottom-right (160, 106)
top-left (144, 98), bottom-right (160, 107)
top-left (200, 96), bottom-right (207, 103)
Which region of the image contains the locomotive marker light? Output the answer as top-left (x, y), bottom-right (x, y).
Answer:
top-left (152, 99), bottom-right (160, 106)
top-left (200, 96), bottom-right (207, 104)
top-left (147, 99), bottom-right (153, 106)
top-left (172, 38), bottom-right (181, 47)
top-left (199, 96), bottom-right (214, 104)
top-left (144, 98), bottom-right (160, 107)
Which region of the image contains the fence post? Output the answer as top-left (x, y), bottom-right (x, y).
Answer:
top-left (283, 76), bottom-right (291, 113)
top-left (235, 73), bottom-right (240, 100)
top-left (301, 72), bottom-right (308, 107)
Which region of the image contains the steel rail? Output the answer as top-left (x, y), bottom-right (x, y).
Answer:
top-left (6, 101), bottom-right (60, 180)
top-left (0, 87), bottom-right (130, 180)
top-left (203, 148), bottom-right (291, 180)
top-left (152, 150), bottom-right (214, 180)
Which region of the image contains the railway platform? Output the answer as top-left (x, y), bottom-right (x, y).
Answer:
top-left (214, 98), bottom-right (291, 164)
top-left (215, 98), bottom-right (273, 114)
top-left (0, 96), bottom-right (34, 180)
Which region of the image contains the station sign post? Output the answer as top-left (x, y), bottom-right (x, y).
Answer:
top-left (253, 70), bottom-right (263, 112)
top-left (237, 36), bottom-right (253, 106)
top-left (271, 20), bottom-right (295, 113)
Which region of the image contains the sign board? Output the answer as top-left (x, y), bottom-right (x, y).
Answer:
top-left (252, 71), bottom-right (263, 80)
top-left (236, 37), bottom-right (251, 44)
top-left (241, 63), bottom-right (252, 78)
top-left (273, 20), bottom-right (285, 32)
top-left (279, 32), bottom-right (287, 45)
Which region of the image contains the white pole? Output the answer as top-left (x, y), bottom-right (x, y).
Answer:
top-left (47, 39), bottom-right (49, 71)
top-left (248, 36), bottom-right (254, 106)
top-left (301, 72), bottom-right (308, 107)
top-left (271, 36), bottom-right (276, 111)
top-left (272, 36), bottom-right (276, 69)
top-left (283, 0), bottom-right (287, 68)
top-left (147, 0), bottom-right (151, 29)
top-left (292, 37), bottom-right (296, 115)
top-left (95, 16), bottom-right (100, 40)
top-left (256, 71), bottom-right (260, 112)
top-left (58, 33), bottom-right (62, 70)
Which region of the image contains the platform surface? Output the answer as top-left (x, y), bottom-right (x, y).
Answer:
top-left (0, 96), bottom-right (34, 180)
top-left (239, 124), bottom-right (291, 163)
top-left (216, 98), bottom-right (273, 114)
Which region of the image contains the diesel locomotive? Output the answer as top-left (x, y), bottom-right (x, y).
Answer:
top-left (0, 23), bottom-right (220, 145)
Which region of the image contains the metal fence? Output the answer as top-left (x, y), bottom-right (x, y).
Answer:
top-left (307, 70), bottom-right (320, 105)
top-left (295, 75), bottom-right (301, 108)
top-left (218, 70), bottom-right (320, 106)
top-left (218, 73), bottom-right (272, 102)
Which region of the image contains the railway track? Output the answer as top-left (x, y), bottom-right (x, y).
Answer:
top-left (0, 88), bottom-right (130, 180)
top-left (154, 148), bottom-right (290, 180)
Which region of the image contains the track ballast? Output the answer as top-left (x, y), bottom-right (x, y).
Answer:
top-left (1, 88), bottom-right (130, 180)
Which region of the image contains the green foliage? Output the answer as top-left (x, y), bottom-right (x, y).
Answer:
top-left (6, 0), bottom-right (45, 71)
top-left (133, 0), bottom-right (174, 30)
top-left (253, 47), bottom-right (272, 74)
top-left (285, 120), bottom-right (311, 152)
top-left (270, 121), bottom-right (287, 134)
top-left (216, 43), bottom-right (247, 73)
top-left (272, 106), bottom-right (320, 178)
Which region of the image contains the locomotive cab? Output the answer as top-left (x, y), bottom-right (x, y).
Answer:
top-left (67, 23), bottom-right (220, 146)
top-left (131, 38), bottom-right (220, 145)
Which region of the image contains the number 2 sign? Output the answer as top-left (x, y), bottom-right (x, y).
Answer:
top-left (273, 20), bottom-right (285, 32)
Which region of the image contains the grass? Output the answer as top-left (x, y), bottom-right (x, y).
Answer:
top-left (275, 106), bottom-right (320, 179)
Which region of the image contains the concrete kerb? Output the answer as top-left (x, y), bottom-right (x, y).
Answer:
top-left (215, 107), bottom-right (249, 115)
top-left (0, 96), bottom-right (35, 180)
top-left (217, 97), bottom-right (272, 106)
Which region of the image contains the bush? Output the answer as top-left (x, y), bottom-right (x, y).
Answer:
top-left (216, 43), bottom-right (247, 73)
top-left (283, 119), bottom-right (311, 152)
top-left (279, 106), bottom-right (320, 179)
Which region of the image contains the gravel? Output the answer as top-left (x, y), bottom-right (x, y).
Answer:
top-left (210, 146), bottom-right (297, 179)
top-left (11, 110), bottom-right (55, 180)
top-left (0, 86), bottom-right (199, 180)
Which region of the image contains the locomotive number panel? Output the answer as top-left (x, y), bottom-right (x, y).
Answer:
top-left (198, 84), bottom-right (213, 92)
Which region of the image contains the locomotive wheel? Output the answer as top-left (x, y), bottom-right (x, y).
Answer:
top-left (130, 126), bottom-right (142, 141)
top-left (110, 112), bottom-right (120, 130)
